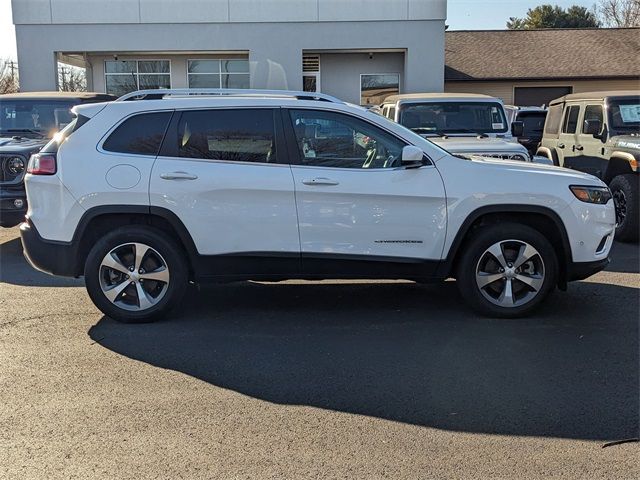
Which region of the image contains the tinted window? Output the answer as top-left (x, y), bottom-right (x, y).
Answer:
top-left (562, 105), bottom-right (580, 134)
top-left (177, 109), bottom-right (276, 163)
top-left (582, 105), bottom-right (603, 133)
top-left (103, 112), bottom-right (172, 155)
top-left (388, 106), bottom-right (396, 120)
top-left (289, 110), bottom-right (406, 169)
top-left (518, 111), bottom-right (547, 137)
top-left (544, 104), bottom-right (563, 135)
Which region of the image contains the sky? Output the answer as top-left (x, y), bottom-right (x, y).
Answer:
top-left (0, 0), bottom-right (597, 60)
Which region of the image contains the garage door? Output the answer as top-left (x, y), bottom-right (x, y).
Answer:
top-left (514, 87), bottom-right (573, 107)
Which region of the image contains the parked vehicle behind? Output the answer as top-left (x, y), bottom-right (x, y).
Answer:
top-left (504, 105), bottom-right (547, 156)
top-left (536, 91), bottom-right (639, 242)
top-left (20, 89), bottom-right (615, 323)
top-left (378, 93), bottom-right (532, 162)
top-left (0, 92), bottom-right (116, 227)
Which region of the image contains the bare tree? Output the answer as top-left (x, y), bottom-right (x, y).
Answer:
top-left (58, 64), bottom-right (87, 92)
top-left (0, 59), bottom-right (19, 94)
top-left (598, 0), bottom-right (640, 27)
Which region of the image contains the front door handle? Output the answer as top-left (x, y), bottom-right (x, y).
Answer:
top-left (575, 145), bottom-right (584, 151)
top-left (558, 143), bottom-right (565, 149)
top-left (160, 172), bottom-right (198, 180)
top-left (302, 177), bottom-right (339, 186)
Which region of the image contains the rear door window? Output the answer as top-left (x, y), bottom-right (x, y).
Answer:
top-left (103, 111), bottom-right (173, 156)
top-left (176, 109), bottom-right (278, 163)
top-left (562, 105), bottom-right (580, 134)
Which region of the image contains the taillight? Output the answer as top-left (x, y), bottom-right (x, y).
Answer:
top-left (27, 153), bottom-right (57, 175)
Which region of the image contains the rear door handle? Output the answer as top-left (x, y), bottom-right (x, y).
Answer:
top-left (160, 171), bottom-right (198, 180)
top-left (302, 177), bottom-right (339, 186)
top-left (575, 145), bottom-right (584, 151)
top-left (558, 143), bottom-right (565, 149)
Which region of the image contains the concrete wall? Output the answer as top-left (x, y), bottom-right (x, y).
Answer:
top-left (320, 53), bottom-right (405, 105)
top-left (15, 19), bottom-right (445, 102)
top-left (12, 0), bottom-right (447, 24)
top-left (445, 79), bottom-right (640, 105)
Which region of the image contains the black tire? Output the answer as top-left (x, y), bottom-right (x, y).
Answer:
top-left (610, 174), bottom-right (639, 243)
top-left (456, 223), bottom-right (558, 318)
top-left (84, 226), bottom-right (188, 323)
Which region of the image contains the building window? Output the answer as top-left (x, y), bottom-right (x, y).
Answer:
top-left (360, 74), bottom-right (400, 106)
top-left (303, 55), bottom-right (320, 93)
top-left (104, 60), bottom-right (170, 97)
top-left (187, 59), bottom-right (250, 89)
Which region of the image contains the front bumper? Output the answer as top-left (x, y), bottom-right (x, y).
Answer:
top-left (0, 187), bottom-right (27, 227)
top-left (567, 257), bottom-right (610, 281)
top-left (20, 219), bottom-right (79, 277)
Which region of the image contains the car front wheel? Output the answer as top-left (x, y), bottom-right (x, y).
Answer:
top-left (84, 226), bottom-right (188, 323)
top-left (456, 223), bottom-right (558, 318)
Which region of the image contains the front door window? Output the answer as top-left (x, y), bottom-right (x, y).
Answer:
top-left (288, 109), bottom-right (405, 169)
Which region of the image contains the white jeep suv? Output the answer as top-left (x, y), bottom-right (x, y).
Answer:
top-left (20, 89), bottom-right (616, 323)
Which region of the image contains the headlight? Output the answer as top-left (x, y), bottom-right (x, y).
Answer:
top-left (6, 157), bottom-right (25, 175)
top-left (570, 185), bottom-right (612, 204)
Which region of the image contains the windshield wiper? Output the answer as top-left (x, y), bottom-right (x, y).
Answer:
top-left (1, 128), bottom-right (47, 137)
top-left (448, 128), bottom-right (489, 138)
top-left (411, 127), bottom-right (449, 138)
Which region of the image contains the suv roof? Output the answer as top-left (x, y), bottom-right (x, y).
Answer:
top-left (0, 91), bottom-right (116, 102)
top-left (549, 90), bottom-right (639, 105)
top-left (115, 88), bottom-right (344, 104)
top-left (384, 93), bottom-right (497, 104)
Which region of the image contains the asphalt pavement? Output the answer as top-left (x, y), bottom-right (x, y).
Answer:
top-left (0, 226), bottom-right (638, 479)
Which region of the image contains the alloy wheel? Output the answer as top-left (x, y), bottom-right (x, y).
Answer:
top-left (475, 239), bottom-right (545, 308)
top-left (99, 242), bottom-right (170, 312)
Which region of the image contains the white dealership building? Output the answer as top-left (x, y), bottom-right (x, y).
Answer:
top-left (12, 0), bottom-right (447, 105)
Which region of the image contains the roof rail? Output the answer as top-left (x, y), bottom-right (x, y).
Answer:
top-left (116, 88), bottom-right (344, 104)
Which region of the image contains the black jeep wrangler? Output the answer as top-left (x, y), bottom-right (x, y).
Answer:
top-left (0, 92), bottom-right (115, 227)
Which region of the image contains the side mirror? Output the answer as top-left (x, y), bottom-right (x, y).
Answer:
top-left (401, 145), bottom-right (424, 168)
top-left (583, 119), bottom-right (602, 137)
top-left (511, 121), bottom-right (524, 137)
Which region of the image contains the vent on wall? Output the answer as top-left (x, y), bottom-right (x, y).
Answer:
top-left (303, 56), bottom-right (320, 73)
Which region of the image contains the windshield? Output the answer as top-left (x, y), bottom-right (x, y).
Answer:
top-left (518, 111), bottom-right (547, 137)
top-left (608, 97), bottom-right (640, 133)
top-left (399, 102), bottom-right (508, 135)
top-left (0, 100), bottom-right (77, 138)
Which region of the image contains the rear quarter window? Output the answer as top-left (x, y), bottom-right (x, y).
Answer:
top-left (103, 112), bottom-right (172, 156)
top-left (544, 104), bottom-right (563, 136)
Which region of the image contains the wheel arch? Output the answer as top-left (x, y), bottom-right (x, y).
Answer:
top-left (536, 146), bottom-right (559, 166)
top-left (604, 153), bottom-right (636, 184)
top-left (71, 206), bottom-right (198, 278)
top-left (440, 205), bottom-right (572, 289)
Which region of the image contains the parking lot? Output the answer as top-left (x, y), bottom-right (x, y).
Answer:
top-left (0, 225), bottom-right (638, 479)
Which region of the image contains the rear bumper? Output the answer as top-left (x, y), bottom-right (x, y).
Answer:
top-left (567, 257), bottom-right (610, 282)
top-left (20, 219), bottom-right (79, 277)
top-left (0, 188), bottom-right (27, 227)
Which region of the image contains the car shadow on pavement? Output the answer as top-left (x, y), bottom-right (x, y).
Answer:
top-left (89, 279), bottom-right (639, 442)
top-left (0, 237), bottom-right (83, 287)
top-left (607, 242), bottom-right (640, 274)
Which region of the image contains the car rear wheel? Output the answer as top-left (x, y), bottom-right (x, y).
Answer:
top-left (84, 226), bottom-right (188, 323)
top-left (456, 223), bottom-right (558, 318)
top-left (610, 174), bottom-right (639, 243)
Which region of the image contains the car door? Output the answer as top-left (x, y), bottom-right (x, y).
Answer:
top-left (284, 108), bottom-right (447, 278)
top-left (573, 103), bottom-right (607, 179)
top-left (557, 103), bottom-right (581, 168)
top-left (150, 107), bottom-right (300, 276)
